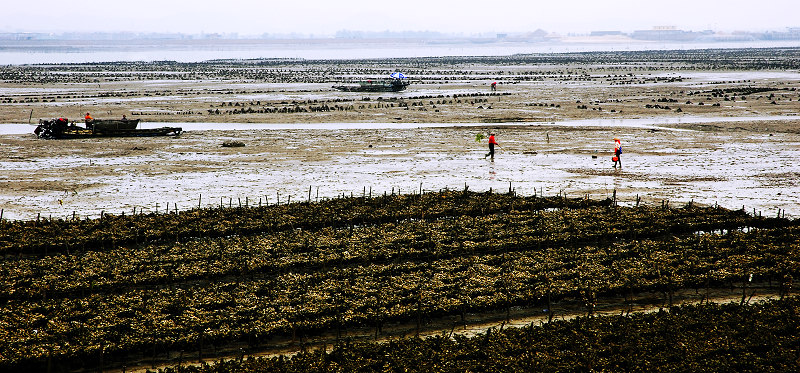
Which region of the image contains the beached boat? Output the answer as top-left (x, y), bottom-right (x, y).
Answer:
top-left (90, 118), bottom-right (140, 130)
top-left (333, 72), bottom-right (410, 92)
top-left (35, 118), bottom-right (181, 139)
top-left (333, 78), bottom-right (410, 92)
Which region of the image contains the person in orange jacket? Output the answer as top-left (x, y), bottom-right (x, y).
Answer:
top-left (84, 112), bottom-right (94, 129)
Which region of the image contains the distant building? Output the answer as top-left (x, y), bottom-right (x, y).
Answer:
top-left (631, 27), bottom-right (699, 41)
top-left (0, 33), bottom-right (50, 40)
top-left (590, 31), bottom-right (624, 37)
top-left (697, 33), bottom-right (756, 42)
top-left (761, 28), bottom-right (800, 40)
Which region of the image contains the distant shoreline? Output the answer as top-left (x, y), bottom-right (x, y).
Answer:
top-left (2, 38), bottom-right (800, 65)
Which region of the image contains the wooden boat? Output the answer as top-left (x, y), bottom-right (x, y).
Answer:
top-left (35, 118), bottom-right (181, 139)
top-left (90, 118), bottom-right (140, 130)
top-left (332, 78), bottom-right (410, 92)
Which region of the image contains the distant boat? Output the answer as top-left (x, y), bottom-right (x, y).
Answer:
top-left (333, 78), bottom-right (410, 92)
top-left (34, 118), bottom-right (181, 139)
top-left (333, 72), bottom-right (410, 92)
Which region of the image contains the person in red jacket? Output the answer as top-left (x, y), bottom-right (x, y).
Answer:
top-left (485, 132), bottom-right (498, 159)
top-left (613, 137), bottom-right (622, 168)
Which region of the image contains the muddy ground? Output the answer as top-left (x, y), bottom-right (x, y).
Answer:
top-left (1, 53), bottom-right (799, 220)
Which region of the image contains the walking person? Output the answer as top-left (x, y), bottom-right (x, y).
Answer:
top-left (613, 137), bottom-right (622, 168)
top-left (485, 132), bottom-right (498, 159)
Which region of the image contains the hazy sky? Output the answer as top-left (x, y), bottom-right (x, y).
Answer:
top-left (4, 0), bottom-right (799, 36)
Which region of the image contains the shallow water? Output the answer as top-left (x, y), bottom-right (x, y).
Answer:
top-left (1, 114), bottom-right (797, 134)
top-left (3, 39), bottom-right (800, 64)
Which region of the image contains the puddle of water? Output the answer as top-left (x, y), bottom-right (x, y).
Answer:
top-left (3, 114), bottom-right (798, 134)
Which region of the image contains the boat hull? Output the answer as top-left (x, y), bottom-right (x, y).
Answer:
top-left (333, 79), bottom-right (409, 92)
top-left (35, 118), bottom-right (180, 139)
top-left (91, 119), bottom-right (139, 130)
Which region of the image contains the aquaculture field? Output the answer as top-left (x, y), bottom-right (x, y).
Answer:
top-left (1, 190), bottom-right (798, 372)
top-left (164, 298), bottom-right (800, 372)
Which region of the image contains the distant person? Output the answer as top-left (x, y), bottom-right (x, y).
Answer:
top-left (122, 114), bottom-right (127, 121)
top-left (84, 112), bottom-right (94, 129)
top-left (491, 82), bottom-right (497, 91)
top-left (485, 132), bottom-right (498, 159)
top-left (55, 117), bottom-right (68, 131)
top-left (613, 137), bottom-right (622, 168)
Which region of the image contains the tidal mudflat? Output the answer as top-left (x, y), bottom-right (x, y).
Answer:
top-left (1, 48), bottom-right (799, 219)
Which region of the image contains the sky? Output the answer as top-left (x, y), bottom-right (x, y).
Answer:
top-left (3, 0), bottom-right (799, 36)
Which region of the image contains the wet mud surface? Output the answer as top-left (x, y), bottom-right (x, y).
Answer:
top-left (1, 120), bottom-right (799, 220)
top-left (1, 51), bottom-right (800, 220)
